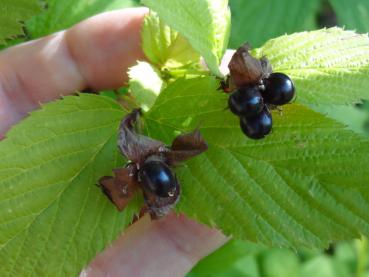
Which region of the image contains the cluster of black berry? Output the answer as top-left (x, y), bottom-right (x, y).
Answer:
top-left (228, 72), bottom-right (295, 139)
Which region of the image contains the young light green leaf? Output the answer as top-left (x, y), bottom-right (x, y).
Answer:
top-left (329, 0), bottom-right (369, 33)
top-left (0, 94), bottom-right (141, 276)
top-left (300, 255), bottom-right (347, 277)
top-left (189, 239), bottom-right (265, 276)
top-left (142, 0), bottom-right (231, 77)
top-left (254, 28), bottom-right (369, 106)
top-left (145, 76), bottom-right (369, 248)
top-left (0, 0), bottom-right (42, 44)
top-left (128, 61), bottom-right (164, 111)
top-left (142, 12), bottom-right (200, 68)
top-left (258, 249), bottom-right (301, 277)
top-left (229, 0), bottom-right (321, 48)
top-left (26, 0), bottom-right (138, 38)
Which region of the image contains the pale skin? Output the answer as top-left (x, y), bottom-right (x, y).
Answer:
top-left (0, 8), bottom-right (227, 277)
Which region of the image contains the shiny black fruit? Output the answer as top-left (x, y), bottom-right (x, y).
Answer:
top-left (228, 86), bottom-right (264, 117)
top-left (263, 72), bottom-right (295, 105)
top-left (240, 107), bottom-right (272, 139)
top-left (138, 160), bottom-right (177, 198)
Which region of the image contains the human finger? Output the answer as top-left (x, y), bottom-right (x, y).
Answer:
top-left (0, 8), bottom-right (147, 135)
top-left (81, 213), bottom-right (227, 277)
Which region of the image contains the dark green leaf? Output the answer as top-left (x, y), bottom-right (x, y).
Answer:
top-left (229, 0), bottom-right (321, 48)
top-left (0, 0), bottom-right (42, 43)
top-left (329, 0), bottom-right (369, 33)
top-left (26, 0), bottom-right (138, 38)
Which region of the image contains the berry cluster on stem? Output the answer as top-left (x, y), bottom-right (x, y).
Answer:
top-left (226, 43), bottom-right (295, 139)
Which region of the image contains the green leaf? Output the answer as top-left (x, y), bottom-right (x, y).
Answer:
top-left (229, 0), bottom-right (321, 48)
top-left (128, 61), bottom-right (164, 111)
top-left (189, 239), bottom-right (265, 276)
top-left (329, 0), bottom-right (369, 33)
top-left (300, 256), bottom-right (349, 277)
top-left (0, 0), bottom-right (42, 44)
top-left (142, 12), bottom-right (200, 68)
top-left (258, 249), bottom-right (300, 277)
top-left (0, 94), bottom-right (141, 276)
top-left (312, 104), bottom-right (369, 136)
top-left (254, 28), bottom-right (369, 106)
top-left (145, 76), bottom-right (369, 248)
top-left (142, 0), bottom-right (231, 77)
top-left (26, 0), bottom-right (138, 38)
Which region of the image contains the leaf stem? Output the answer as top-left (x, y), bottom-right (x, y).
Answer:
top-left (356, 237), bottom-right (368, 277)
top-left (164, 68), bottom-right (210, 78)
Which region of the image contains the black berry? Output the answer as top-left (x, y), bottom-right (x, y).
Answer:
top-left (138, 160), bottom-right (177, 198)
top-left (240, 107), bottom-right (272, 139)
top-left (228, 86), bottom-right (264, 117)
top-left (262, 72), bottom-right (295, 105)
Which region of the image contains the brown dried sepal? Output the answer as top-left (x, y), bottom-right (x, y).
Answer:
top-left (165, 129), bottom-right (208, 166)
top-left (228, 43), bottom-right (272, 88)
top-left (118, 109), bottom-right (165, 165)
top-left (99, 165), bottom-right (139, 211)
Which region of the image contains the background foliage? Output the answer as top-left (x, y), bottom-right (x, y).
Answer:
top-left (1, 0), bottom-right (369, 276)
top-left (0, 0), bottom-right (41, 43)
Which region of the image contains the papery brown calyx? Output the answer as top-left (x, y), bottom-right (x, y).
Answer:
top-left (228, 43), bottom-right (272, 88)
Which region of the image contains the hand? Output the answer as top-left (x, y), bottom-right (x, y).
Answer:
top-left (0, 8), bottom-right (227, 276)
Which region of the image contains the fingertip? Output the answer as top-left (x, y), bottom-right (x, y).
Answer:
top-left (155, 213), bottom-right (227, 263)
top-left (65, 7), bottom-right (149, 90)
top-left (83, 213), bottom-right (227, 277)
